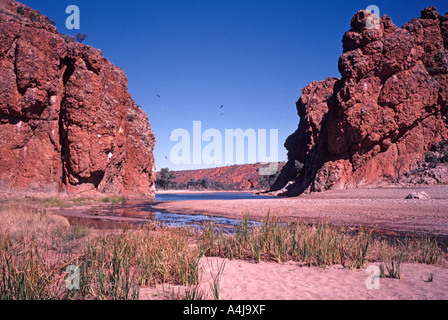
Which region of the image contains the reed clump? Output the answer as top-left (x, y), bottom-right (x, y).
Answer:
top-left (68, 226), bottom-right (202, 300)
top-left (200, 214), bottom-right (442, 269)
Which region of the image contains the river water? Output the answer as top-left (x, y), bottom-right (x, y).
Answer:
top-left (155, 192), bottom-right (274, 201)
top-left (61, 192), bottom-right (273, 231)
top-left (153, 192), bottom-right (273, 230)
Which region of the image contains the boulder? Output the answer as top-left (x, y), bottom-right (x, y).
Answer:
top-left (405, 191), bottom-right (431, 200)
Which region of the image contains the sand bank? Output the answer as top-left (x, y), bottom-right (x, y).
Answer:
top-left (141, 256), bottom-right (448, 300)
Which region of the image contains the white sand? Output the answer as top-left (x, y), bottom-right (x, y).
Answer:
top-left (140, 257), bottom-right (448, 300)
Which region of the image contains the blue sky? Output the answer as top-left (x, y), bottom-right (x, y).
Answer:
top-left (20, 0), bottom-right (448, 171)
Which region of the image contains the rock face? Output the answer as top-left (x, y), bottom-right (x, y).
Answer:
top-left (272, 7), bottom-right (448, 196)
top-left (0, 0), bottom-right (156, 197)
top-left (398, 140), bottom-right (448, 185)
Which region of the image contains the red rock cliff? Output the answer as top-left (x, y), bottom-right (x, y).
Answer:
top-left (0, 0), bottom-right (156, 197)
top-left (272, 8), bottom-right (448, 196)
top-left (168, 162), bottom-right (286, 190)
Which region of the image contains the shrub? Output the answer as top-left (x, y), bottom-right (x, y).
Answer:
top-left (16, 6), bottom-right (24, 15)
top-left (60, 34), bottom-right (74, 44)
top-left (30, 12), bottom-right (39, 23)
top-left (75, 33), bottom-right (88, 43)
top-left (156, 168), bottom-right (177, 190)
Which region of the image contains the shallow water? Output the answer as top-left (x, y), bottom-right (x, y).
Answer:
top-left (154, 192), bottom-right (272, 230)
top-left (61, 192), bottom-right (270, 231)
top-left (153, 211), bottom-right (261, 231)
top-left (155, 192), bottom-right (274, 202)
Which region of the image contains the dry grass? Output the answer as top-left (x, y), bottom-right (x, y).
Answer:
top-left (67, 226), bottom-right (202, 300)
top-left (0, 202), bottom-right (82, 299)
top-left (0, 195), bottom-right (128, 210)
top-left (0, 201), bottom-right (445, 300)
top-left (0, 201), bottom-right (201, 300)
top-left (0, 202), bottom-right (82, 251)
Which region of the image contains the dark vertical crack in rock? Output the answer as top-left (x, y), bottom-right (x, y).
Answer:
top-left (59, 56), bottom-right (75, 188)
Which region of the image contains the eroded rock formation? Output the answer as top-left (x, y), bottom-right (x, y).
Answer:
top-left (0, 0), bottom-right (156, 197)
top-left (272, 7), bottom-right (448, 196)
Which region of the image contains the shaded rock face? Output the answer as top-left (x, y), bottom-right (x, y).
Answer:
top-left (272, 8), bottom-right (448, 196)
top-left (0, 0), bottom-right (156, 197)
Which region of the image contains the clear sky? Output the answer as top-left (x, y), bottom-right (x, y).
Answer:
top-left (20, 0), bottom-right (448, 171)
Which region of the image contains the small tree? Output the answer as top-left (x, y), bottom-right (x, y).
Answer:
top-left (187, 178), bottom-right (198, 190)
top-left (30, 12), bottom-right (39, 22)
top-left (156, 168), bottom-right (176, 190)
top-left (199, 177), bottom-right (212, 189)
top-left (75, 33), bottom-right (88, 43)
top-left (60, 34), bottom-right (74, 44)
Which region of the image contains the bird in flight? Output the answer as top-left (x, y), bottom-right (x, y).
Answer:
top-left (156, 94), bottom-right (161, 98)
top-left (220, 105), bottom-right (224, 109)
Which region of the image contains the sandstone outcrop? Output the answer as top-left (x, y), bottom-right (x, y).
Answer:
top-left (272, 7), bottom-right (448, 196)
top-left (0, 0), bottom-right (156, 197)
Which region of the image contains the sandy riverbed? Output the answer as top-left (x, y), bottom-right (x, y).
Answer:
top-left (141, 257), bottom-right (448, 300)
top-left (26, 184), bottom-right (448, 300)
top-left (142, 185), bottom-right (448, 300)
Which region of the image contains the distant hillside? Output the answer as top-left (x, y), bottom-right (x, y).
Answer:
top-left (157, 162), bottom-right (286, 190)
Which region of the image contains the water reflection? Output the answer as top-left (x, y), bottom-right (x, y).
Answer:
top-left (153, 211), bottom-right (261, 231)
top-left (155, 192), bottom-right (274, 202)
top-left (60, 192), bottom-right (268, 232)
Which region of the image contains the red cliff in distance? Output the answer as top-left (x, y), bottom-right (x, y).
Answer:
top-left (0, 0), bottom-right (156, 197)
top-left (166, 162), bottom-right (286, 190)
